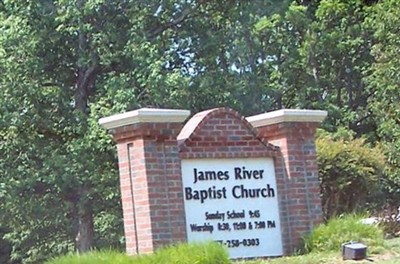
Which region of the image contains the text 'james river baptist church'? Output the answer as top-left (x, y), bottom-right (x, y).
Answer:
top-left (184, 166), bottom-right (276, 204)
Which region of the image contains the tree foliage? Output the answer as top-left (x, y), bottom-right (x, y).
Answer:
top-left (365, 0), bottom-right (400, 208)
top-left (0, 0), bottom-right (291, 262)
top-left (0, 0), bottom-right (400, 263)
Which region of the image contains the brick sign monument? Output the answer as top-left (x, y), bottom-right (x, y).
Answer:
top-left (99, 107), bottom-right (326, 258)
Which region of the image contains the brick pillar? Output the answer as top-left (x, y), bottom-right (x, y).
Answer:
top-left (247, 109), bottom-right (327, 254)
top-left (99, 108), bottom-right (190, 255)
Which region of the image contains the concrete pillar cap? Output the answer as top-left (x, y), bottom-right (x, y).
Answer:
top-left (247, 109), bottom-right (327, 128)
top-left (99, 108), bottom-right (191, 130)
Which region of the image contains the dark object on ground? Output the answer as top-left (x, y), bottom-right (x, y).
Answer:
top-left (342, 242), bottom-right (367, 260)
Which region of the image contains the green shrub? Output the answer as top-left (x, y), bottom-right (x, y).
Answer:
top-left (304, 214), bottom-right (385, 254)
top-left (45, 242), bottom-right (230, 264)
top-left (316, 129), bottom-right (386, 219)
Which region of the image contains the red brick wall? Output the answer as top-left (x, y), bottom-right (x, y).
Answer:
top-left (178, 108), bottom-right (278, 159)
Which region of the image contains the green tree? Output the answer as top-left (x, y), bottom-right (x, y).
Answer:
top-left (252, 0), bottom-right (379, 136)
top-left (2, 0), bottom-right (397, 262)
top-left (0, 1), bottom-right (136, 262)
top-left (300, 0), bottom-right (377, 135)
top-left (253, 3), bottom-right (311, 111)
top-left (365, 0), bottom-right (400, 207)
top-left (0, 1), bottom-right (295, 263)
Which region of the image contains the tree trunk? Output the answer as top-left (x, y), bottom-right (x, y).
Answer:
top-left (73, 1), bottom-right (98, 250)
top-left (71, 187), bottom-right (94, 253)
top-left (74, 187), bottom-right (94, 253)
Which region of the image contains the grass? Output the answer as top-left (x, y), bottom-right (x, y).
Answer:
top-left (45, 242), bottom-right (230, 264)
top-left (304, 214), bottom-right (385, 254)
top-left (46, 238), bottom-right (400, 264)
top-left (46, 215), bottom-right (400, 264)
top-left (44, 250), bottom-right (134, 264)
top-left (242, 237), bottom-right (400, 264)
top-left (136, 242), bottom-right (230, 264)
top-left (238, 214), bottom-right (399, 264)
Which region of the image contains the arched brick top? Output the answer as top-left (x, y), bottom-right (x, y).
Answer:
top-left (178, 107), bottom-right (279, 159)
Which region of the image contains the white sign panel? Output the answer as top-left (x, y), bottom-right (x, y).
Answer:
top-left (181, 158), bottom-right (283, 259)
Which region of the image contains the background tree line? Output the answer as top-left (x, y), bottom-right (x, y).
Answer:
top-left (0, 0), bottom-right (399, 263)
